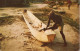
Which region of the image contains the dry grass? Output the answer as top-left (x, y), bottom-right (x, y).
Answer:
top-left (0, 16), bottom-right (15, 26)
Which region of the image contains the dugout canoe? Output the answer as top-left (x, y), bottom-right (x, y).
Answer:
top-left (22, 10), bottom-right (56, 43)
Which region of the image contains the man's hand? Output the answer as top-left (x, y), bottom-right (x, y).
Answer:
top-left (43, 28), bottom-right (47, 31)
top-left (39, 28), bottom-right (47, 32)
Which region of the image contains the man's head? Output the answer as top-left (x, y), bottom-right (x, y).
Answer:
top-left (23, 9), bottom-right (27, 13)
top-left (48, 9), bottom-right (55, 16)
top-left (52, 9), bottom-right (55, 13)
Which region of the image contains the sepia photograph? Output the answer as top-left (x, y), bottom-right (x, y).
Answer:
top-left (0, 0), bottom-right (79, 51)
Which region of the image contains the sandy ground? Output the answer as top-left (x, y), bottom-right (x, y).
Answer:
top-left (0, 4), bottom-right (79, 51)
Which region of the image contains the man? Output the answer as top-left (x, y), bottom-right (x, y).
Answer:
top-left (67, 0), bottom-right (72, 10)
top-left (44, 10), bottom-right (67, 46)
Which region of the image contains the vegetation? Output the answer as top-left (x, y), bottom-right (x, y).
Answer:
top-left (0, 16), bottom-right (15, 26)
top-left (0, 0), bottom-right (30, 7)
top-left (58, 13), bottom-right (79, 30)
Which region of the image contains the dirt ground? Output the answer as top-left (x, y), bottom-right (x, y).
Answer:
top-left (0, 4), bottom-right (79, 51)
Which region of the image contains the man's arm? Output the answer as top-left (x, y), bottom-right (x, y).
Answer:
top-left (46, 11), bottom-right (53, 28)
top-left (47, 11), bottom-right (52, 16)
top-left (39, 11), bottom-right (52, 31)
top-left (39, 17), bottom-right (51, 31)
top-left (46, 16), bottom-right (51, 28)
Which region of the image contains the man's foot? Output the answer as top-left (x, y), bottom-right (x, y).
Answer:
top-left (41, 43), bottom-right (48, 47)
top-left (39, 30), bottom-right (42, 32)
top-left (39, 28), bottom-right (47, 32)
top-left (63, 43), bottom-right (67, 47)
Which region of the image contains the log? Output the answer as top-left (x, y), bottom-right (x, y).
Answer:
top-left (22, 10), bottom-right (56, 43)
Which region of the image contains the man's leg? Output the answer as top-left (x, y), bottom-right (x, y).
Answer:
top-left (68, 4), bottom-right (70, 10)
top-left (60, 31), bottom-right (67, 46)
top-left (59, 26), bottom-right (67, 46)
top-left (48, 24), bottom-right (67, 46)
